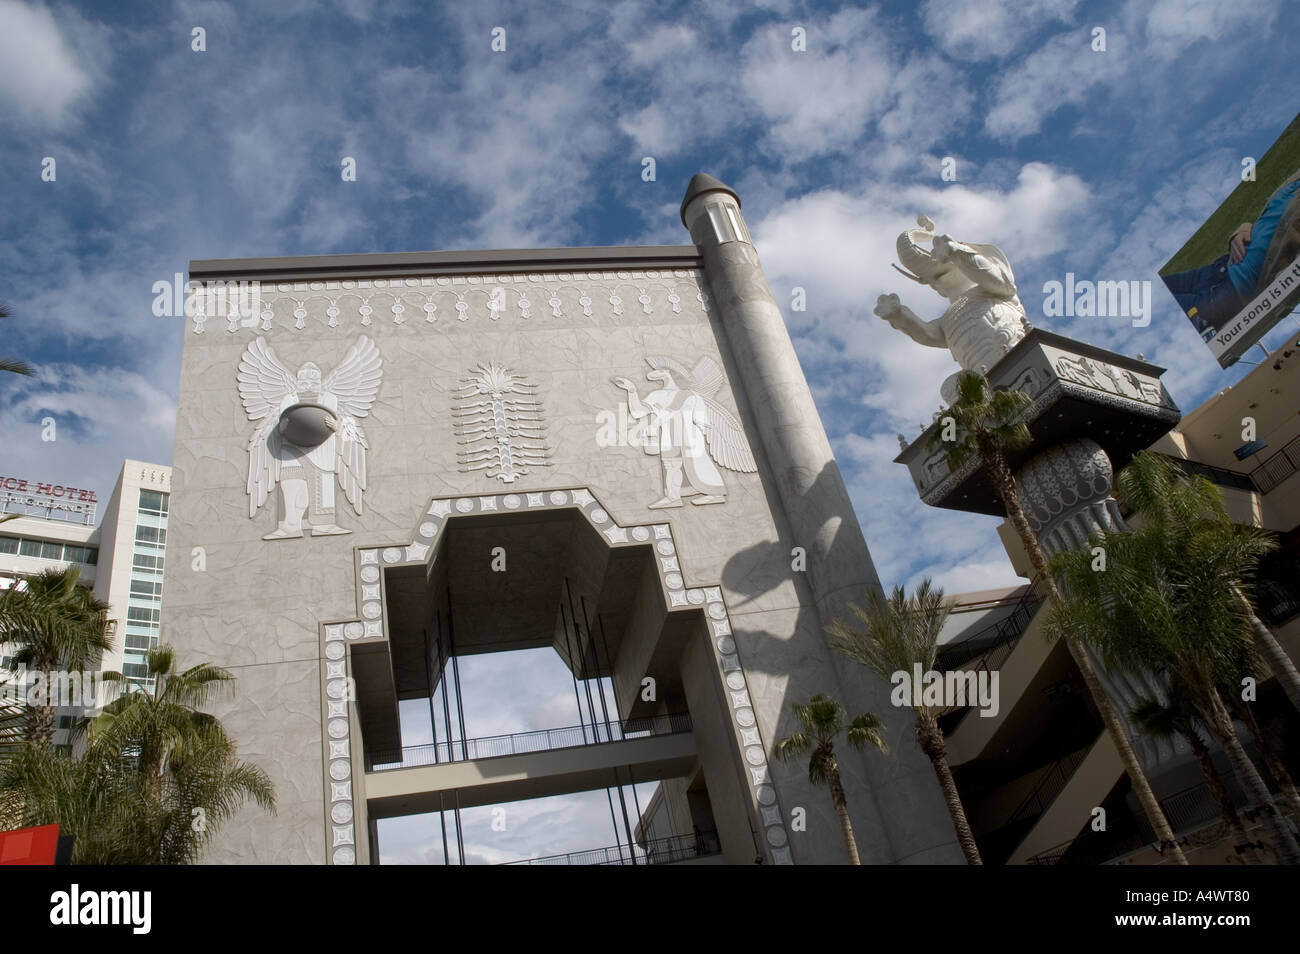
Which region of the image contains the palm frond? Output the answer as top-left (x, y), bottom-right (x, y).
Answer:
top-left (846, 712), bottom-right (889, 754)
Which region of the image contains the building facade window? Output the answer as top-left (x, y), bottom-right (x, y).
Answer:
top-left (122, 488), bottom-right (169, 685)
top-left (0, 535), bottom-right (97, 564)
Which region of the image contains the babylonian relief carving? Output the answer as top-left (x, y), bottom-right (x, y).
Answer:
top-left (453, 363), bottom-right (552, 483)
top-left (1054, 354), bottom-right (1170, 407)
top-left (613, 355), bottom-right (757, 509)
top-left (238, 335), bottom-right (383, 539)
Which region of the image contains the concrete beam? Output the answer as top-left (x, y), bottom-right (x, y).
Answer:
top-left (365, 731), bottom-right (698, 818)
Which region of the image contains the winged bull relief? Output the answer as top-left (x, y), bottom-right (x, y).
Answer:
top-left (612, 355), bottom-right (757, 508)
top-left (238, 335), bottom-right (383, 539)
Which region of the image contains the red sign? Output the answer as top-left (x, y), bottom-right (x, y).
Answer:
top-left (0, 823), bottom-right (61, 864)
top-left (0, 477), bottom-right (97, 503)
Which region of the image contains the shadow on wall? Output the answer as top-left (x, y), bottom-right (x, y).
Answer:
top-left (715, 460), bottom-right (923, 863)
top-left (720, 459), bottom-right (880, 608)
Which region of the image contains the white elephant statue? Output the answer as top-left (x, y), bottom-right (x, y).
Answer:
top-left (875, 215), bottom-right (1030, 404)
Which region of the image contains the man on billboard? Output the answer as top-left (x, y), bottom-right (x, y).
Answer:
top-left (1162, 170), bottom-right (1300, 339)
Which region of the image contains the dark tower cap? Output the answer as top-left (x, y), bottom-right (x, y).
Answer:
top-left (680, 173), bottom-right (740, 226)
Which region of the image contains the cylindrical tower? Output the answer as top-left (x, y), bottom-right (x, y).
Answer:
top-left (682, 173), bottom-right (963, 863)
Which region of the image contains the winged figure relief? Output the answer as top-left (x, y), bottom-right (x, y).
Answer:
top-left (612, 355), bottom-right (757, 509)
top-left (237, 335), bottom-right (383, 539)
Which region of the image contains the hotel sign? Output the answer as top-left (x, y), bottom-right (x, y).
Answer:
top-left (0, 476), bottom-right (98, 518)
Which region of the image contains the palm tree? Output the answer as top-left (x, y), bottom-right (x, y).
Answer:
top-left (828, 579), bottom-right (982, 864)
top-left (0, 645), bottom-right (274, 863)
top-left (0, 567), bottom-right (115, 744)
top-left (774, 694), bottom-right (887, 865)
top-left (0, 740), bottom-right (139, 862)
top-left (1130, 694), bottom-right (1260, 860)
top-left (1228, 678), bottom-right (1300, 821)
top-left (938, 369), bottom-right (1187, 863)
top-left (91, 646), bottom-right (240, 790)
top-left (1117, 451), bottom-right (1300, 713)
top-left (0, 303), bottom-right (34, 376)
top-left (1049, 509), bottom-right (1300, 864)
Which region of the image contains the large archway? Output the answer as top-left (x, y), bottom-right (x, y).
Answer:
top-left (317, 487), bottom-right (793, 865)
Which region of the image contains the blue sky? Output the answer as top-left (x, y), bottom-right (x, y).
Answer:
top-left (2, 0), bottom-right (1298, 860)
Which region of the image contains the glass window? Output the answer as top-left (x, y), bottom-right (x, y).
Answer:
top-left (132, 552), bottom-right (162, 570)
top-left (40, 541), bottom-right (62, 560)
top-left (138, 490), bottom-right (168, 515)
top-left (134, 525), bottom-right (164, 544)
top-left (127, 606), bottom-right (161, 624)
top-left (0, 536), bottom-right (16, 555)
top-left (122, 662), bottom-right (150, 679)
top-left (18, 538), bottom-right (41, 557)
top-left (129, 579), bottom-right (163, 598)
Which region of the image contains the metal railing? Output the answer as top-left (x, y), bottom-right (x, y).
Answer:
top-left (1028, 780), bottom-right (1241, 865)
top-left (503, 830), bottom-right (721, 866)
top-left (367, 711), bottom-right (692, 771)
top-left (936, 585), bottom-right (1043, 674)
top-left (1251, 434), bottom-right (1300, 494)
top-left (1164, 455), bottom-right (1257, 492)
top-left (1131, 781), bottom-right (1243, 844)
top-left (934, 583), bottom-right (1044, 727)
top-left (1002, 734), bottom-right (1099, 831)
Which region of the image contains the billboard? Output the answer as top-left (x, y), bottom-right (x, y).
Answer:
top-left (1159, 111), bottom-right (1300, 367)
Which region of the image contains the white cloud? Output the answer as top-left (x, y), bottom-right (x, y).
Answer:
top-left (907, 556), bottom-right (1023, 595)
top-left (740, 8), bottom-right (895, 161)
top-left (1140, 0), bottom-right (1281, 62)
top-left (921, 0), bottom-right (1079, 61)
top-left (0, 363), bottom-right (177, 503)
top-left (984, 28), bottom-right (1125, 142)
top-left (983, 0), bottom-right (1283, 141)
top-left (0, 0), bottom-right (107, 129)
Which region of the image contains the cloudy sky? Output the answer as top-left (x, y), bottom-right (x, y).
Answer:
top-left (2, 0), bottom-right (1297, 861)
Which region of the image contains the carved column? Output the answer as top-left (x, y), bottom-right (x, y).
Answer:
top-left (1015, 438), bottom-right (1180, 768)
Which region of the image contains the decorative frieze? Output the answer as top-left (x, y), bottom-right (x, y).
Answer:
top-left (193, 269), bottom-right (709, 334)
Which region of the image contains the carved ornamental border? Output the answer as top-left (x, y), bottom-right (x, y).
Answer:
top-left (914, 376), bottom-right (1180, 503)
top-left (317, 486), bottom-right (793, 866)
top-left (191, 269), bottom-right (711, 334)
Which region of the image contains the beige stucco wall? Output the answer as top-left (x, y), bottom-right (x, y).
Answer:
top-left (161, 263), bottom-right (961, 864)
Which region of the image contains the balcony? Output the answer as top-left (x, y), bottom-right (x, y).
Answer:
top-left (366, 712), bottom-right (692, 772)
top-left (1251, 434), bottom-right (1300, 494)
top-left (503, 829), bottom-right (721, 865)
top-left (1164, 455), bottom-right (1257, 492)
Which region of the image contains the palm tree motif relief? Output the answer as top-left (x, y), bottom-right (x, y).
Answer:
top-left (612, 355), bottom-right (757, 509)
top-left (453, 363), bottom-right (551, 483)
top-left (238, 335), bottom-right (383, 540)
